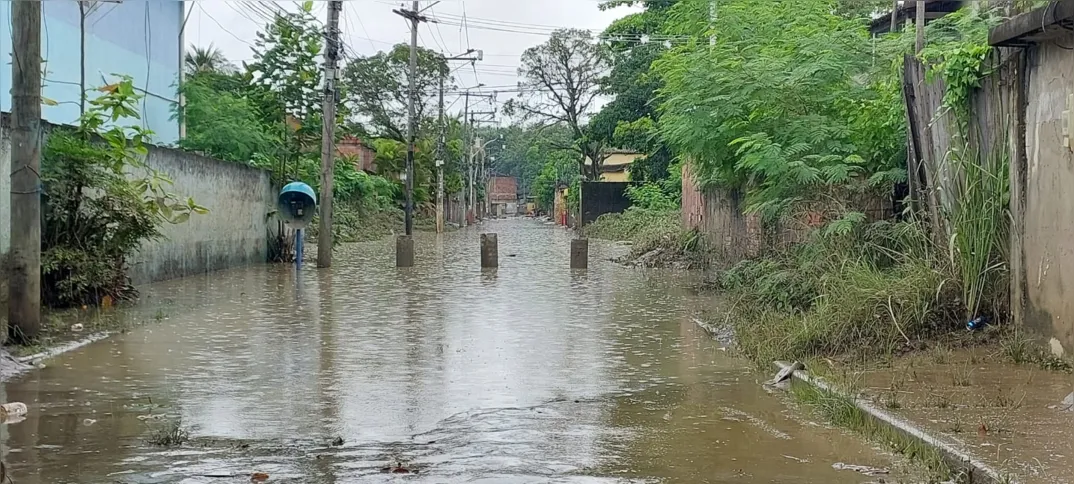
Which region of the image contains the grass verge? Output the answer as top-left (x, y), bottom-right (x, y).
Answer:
top-left (790, 380), bottom-right (958, 481)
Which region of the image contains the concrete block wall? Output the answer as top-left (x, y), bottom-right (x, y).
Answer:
top-left (0, 115), bottom-right (276, 291)
top-left (126, 146), bottom-right (276, 285)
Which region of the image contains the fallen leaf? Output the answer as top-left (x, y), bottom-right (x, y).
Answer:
top-left (251, 472), bottom-right (269, 482)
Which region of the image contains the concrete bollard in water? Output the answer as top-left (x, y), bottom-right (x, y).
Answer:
top-left (480, 233), bottom-right (498, 268)
top-left (570, 238), bottom-right (589, 269)
top-left (396, 235), bottom-right (414, 268)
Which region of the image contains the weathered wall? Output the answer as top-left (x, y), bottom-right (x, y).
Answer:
top-left (127, 146), bottom-right (275, 285)
top-left (0, 116), bottom-right (275, 289)
top-left (681, 164), bottom-right (764, 262)
top-left (0, 122), bottom-right (8, 308)
top-left (1020, 35), bottom-right (1074, 354)
top-left (681, 164), bottom-right (893, 265)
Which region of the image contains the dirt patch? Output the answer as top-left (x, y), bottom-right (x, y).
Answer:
top-left (829, 347), bottom-right (1074, 483)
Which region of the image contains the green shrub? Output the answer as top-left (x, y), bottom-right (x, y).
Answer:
top-left (625, 182), bottom-right (678, 211)
top-left (40, 78), bottom-right (205, 309)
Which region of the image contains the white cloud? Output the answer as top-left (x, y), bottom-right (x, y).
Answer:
top-left (185, 0), bottom-right (639, 121)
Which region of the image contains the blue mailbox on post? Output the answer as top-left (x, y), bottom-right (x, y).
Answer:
top-left (278, 182), bottom-right (317, 269)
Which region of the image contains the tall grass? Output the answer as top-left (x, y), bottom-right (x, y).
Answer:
top-left (946, 124), bottom-right (1010, 321)
top-left (720, 219), bottom-right (961, 363)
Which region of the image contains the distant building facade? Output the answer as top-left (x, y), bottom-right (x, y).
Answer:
top-left (337, 136), bottom-right (377, 172)
top-left (585, 150), bottom-right (644, 183)
top-left (487, 175), bottom-right (518, 216)
top-left (0, 1), bottom-right (184, 144)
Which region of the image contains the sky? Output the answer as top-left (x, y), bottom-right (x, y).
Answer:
top-left (185, 0), bottom-right (640, 119)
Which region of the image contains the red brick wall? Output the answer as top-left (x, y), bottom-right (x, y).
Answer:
top-left (489, 176), bottom-right (517, 202)
top-left (681, 164), bottom-right (892, 265)
top-left (336, 136), bottom-right (377, 172)
top-left (681, 164), bottom-right (765, 263)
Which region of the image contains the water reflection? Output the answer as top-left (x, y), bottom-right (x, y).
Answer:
top-left (3, 219), bottom-right (899, 483)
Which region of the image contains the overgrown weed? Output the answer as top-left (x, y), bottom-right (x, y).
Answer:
top-left (722, 220), bottom-right (963, 363)
top-left (147, 419), bottom-right (190, 447)
top-left (586, 209), bottom-right (708, 268)
top-left (999, 329), bottom-right (1074, 373)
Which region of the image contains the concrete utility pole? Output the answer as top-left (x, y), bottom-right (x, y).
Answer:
top-left (317, 0), bottom-right (342, 268)
top-left (709, 0), bottom-right (717, 46)
top-left (437, 52), bottom-right (483, 233)
top-left (9, 0), bottom-right (43, 342)
top-left (394, 1), bottom-right (425, 237)
top-left (891, 1), bottom-right (899, 33)
top-left (79, 1), bottom-right (86, 117)
top-left (471, 132), bottom-right (479, 223)
top-left (436, 71), bottom-right (446, 233)
top-left (915, 1), bottom-right (926, 53)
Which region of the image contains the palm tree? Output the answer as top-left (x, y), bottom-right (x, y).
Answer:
top-left (185, 44), bottom-right (232, 75)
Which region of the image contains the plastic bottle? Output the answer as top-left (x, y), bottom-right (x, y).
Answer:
top-left (966, 316), bottom-right (990, 331)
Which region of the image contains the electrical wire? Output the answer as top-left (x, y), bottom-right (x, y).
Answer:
top-left (197, 3), bottom-right (255, 47)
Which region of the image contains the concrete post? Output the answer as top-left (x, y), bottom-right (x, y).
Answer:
top-left (480, 233), bottom-right (498, 268)
top-left (396, 235), bottom-right (414, 268)
top-left (570, 238), bottom-right (589, 269)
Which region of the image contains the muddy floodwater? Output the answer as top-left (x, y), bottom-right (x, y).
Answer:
top-left (2, 219), bottom-right (903, 483)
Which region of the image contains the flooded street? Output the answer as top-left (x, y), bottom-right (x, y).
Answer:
top-left (2, 219), bottom-right (901, 483)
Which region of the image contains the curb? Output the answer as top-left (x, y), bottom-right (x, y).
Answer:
top-left (13, 331), bottom-right (112, 367)
top-left (773, 361), bottom-right (1012, 484)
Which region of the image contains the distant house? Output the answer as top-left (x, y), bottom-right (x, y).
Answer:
top-left (0, 1), bottom-right (183, 144)
top-left (585, 149), bottom-right (644, 182)
top-left (487, 175), bottom-right (518, 216)
top-left (337, 136), bottom-right (377, 173)
top-left (869, 1), bottom-right (964, 36)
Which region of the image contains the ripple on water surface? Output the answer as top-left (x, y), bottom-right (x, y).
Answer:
top-left (3, 219), bottom-right (901, 483)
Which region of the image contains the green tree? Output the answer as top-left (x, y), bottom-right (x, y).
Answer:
top-left (505, 29), bottom-right (608, 180)
top-left (532, 149), bottom-right (580, 211)
top-left (247, 3), bottom-right (323, 122)
top-left (43, 78), bottom-right (206, 308)
top-left (655, 0), bottom-right (904, 217)
top-left (178, 73), bottom-right (277, 163)
top-left (341, 44), bottom-right (450, 141)
top-left (184, 43), bottom-right (233, 74)
top-left (592, 0), bottom-right (682, 185)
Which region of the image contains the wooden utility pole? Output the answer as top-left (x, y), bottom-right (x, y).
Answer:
top-left (9, 0), bottom-right (43, 342)
top-left (394, 1), bottom-right (425, 237)
top-left (317, 0), bottom-right (342, 268)
top-left (915, 1), bottom-right (926, 53)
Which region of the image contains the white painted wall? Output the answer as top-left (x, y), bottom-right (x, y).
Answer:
top-left (0, 117), bottom-right (276, 288)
